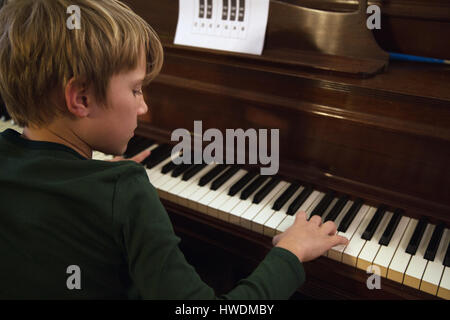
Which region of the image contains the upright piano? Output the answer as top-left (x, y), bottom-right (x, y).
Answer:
top-left (2, 0), bottom-right (450, 300)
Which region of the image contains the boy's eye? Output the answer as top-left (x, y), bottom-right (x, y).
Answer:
top-left (133, 89), bottom-right (143, 96)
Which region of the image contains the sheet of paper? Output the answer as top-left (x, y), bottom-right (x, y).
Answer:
top-left (174, 0), bottom-right (270, 55)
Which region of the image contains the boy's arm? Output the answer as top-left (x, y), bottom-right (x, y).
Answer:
top-left (112, 165), bottom-right (305, 299)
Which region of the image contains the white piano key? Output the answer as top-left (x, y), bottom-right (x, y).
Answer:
top-left (276, 190), bottom-right (323, 234)
top-left (387, 218), bottom-right (418, 284)
top-left (227, 180), bottom-right (270, 225)
top-left (299, 190), bottom-right (323, 214)
top-left (187, 166), bottom-right (224, 211)
top-left (403, 223), bottom-right (435, 289)
top-left (239, 181), bottom-right (288, 229)
top-left (341, 206), bottom-right (377, 267)
top-left (304, 192), bottom-right (325, 219)
top-left (158, 171), bottom-right (186, 200)
top-left (437, 267), bottom-right (450, 300)
top-left (327, 200), bottom-right (360, 261)
top-left (321, 197), bottom-right (338, 222)
top-left (146, 156), bottom-right (175, 182)
top-left (211, 173), bottom-right (258, 222)
top-left (197, 169), bottom-right (247, 216)
top-left (420, 228), bottom-right (450, 296)
top-left (319, 196), bottom-right (339, 258)
top-left (166, 164), bottom-right (218, 204)
top-left (206, 169), bottom-right (248, 218)
top-left (332, 199), bottom-right (354, 229)
top-left (176, 163), bottom-right (217, 207)
top-left (262, 186), bottom-right (306, 237)
top-left (251, 183), bottom-right (292, 234)
top-left (148, 159), bottom-right (179, 189)
top-left (92, 151), bottom-right (106, 160)
top-left (356, 210), bottom-right (393, 271)
top-left (170, 165), bottom-right (218, 207)
top-left (216, 193), bottom-right (243, 222)
top-left (372, 216), bottom-right (410, 278)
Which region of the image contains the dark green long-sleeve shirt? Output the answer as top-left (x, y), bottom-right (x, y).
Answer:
top-left (0, 128), bottom-right (305, 299)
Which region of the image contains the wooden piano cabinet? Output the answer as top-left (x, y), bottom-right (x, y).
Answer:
top-left (127, 0), bottom-right (450, 300)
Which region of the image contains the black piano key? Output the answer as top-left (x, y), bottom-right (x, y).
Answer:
top-left (272, 182), bottom-right (301, 211)
top-left (123, 135), bottom-right (142, 157)
top-left (198, 164), bottom-right (229, 187)
top-left (424, 222), bottom-right (445, 261)
top-left (145, 145), bottom-right (172, 169)
top-left (199, 0), bottom-right (205, 18)
top-left (361, 205), bottom-right (387, 241)
top-left (338, 198), bottom-right (363, 233)
top-left (324, 195), bottom-right (349, 222)
top-left (171, 150), bottom-right (195, 176)
top-left (228, 171), bottom-right (257, 197)
top-left (240, 175), bottom-right (270, 200)
top-left (444, 242), bottom-right (450, 267)
top-left (253, 177), bottom-right (281, 204)
top-left (286, 186), bottom-right (313, 216)
top-left (222, 0), bottom-right (228, 20)
top-left (310, 191), bottom-right (336, 218)
top-left (238, 0), bottom-right (245, 22)
top-left (211, 166), bottom-right (240, 190)
top-left (161, 161), bottom-right (177, 174)
top-left (182, 163), bottom-right (208, 181)
top-left (171, 163), bottom-right (194, 178)
top-left (124, 135), bottom-right (154, 159)
top-left (230, 0), bottom-right (237, 21)
top-left (206, 0), bottom-right (212, 19)
top-left (406, 217), bottom-right (428, 255)
top-left (379, 209), bottom-right (402, 246)
top-left (142, 144), bottom-right (169, 163)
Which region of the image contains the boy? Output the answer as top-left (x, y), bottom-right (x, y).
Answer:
top-left (0, 0), bottom-right (348, 299)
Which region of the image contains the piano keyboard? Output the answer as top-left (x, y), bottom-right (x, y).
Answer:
top-left (2, 116), bottom-right (449, 300)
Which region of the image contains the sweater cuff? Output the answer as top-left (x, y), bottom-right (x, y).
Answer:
top-left (269, 247), bottom-right (305, 287)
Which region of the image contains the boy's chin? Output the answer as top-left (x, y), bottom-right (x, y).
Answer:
top-left (99, 144), bottom-right (127, 157)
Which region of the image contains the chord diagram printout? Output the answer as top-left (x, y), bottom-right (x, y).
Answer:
top-left (174, 0), bottom-right (270, 55)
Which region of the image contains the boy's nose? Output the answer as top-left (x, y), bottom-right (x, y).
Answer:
top-left (138, 101), bottom-right (148, 115)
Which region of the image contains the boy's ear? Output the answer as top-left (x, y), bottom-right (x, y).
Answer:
top-left (64, 78), bottom-right (91, 118)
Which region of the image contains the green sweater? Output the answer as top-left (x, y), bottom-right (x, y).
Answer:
top-left (0, 128), bottom-right (305, 299)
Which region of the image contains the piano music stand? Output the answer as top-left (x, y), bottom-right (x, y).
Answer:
top-left (263, 0), bottom-right (389, 77)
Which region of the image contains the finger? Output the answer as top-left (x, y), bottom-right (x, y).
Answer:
top-left (272, 234), bottom-right (281, 246)
top-left (330, 234), bottom-right (349, 247)
top-left (295, 210), bottom-right (307, 222)
top-left (129, 148), bottom-right (151, 164)
top-left (321, 220), bottom-right (337, 235)
top-left (109, 156), bottom-right (124, 162)
top-left (309, 215), bottom-right (322, 226)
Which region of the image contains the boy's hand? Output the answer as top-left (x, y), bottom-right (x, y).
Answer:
top-left (109, 148), bottom-right (151, 164)
top-left (272, 211), bottom-right (349, 263)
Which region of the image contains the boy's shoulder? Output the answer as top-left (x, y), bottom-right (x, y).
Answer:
top-left (88, 158), bottom-right (151, 186)
top-left (103, 160), bottom-right (155, 193)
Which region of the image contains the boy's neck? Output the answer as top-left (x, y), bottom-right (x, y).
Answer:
top-left (21, 126), bottom-right (92, 159)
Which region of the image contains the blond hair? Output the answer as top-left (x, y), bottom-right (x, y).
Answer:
top-left (0, 0), bottom-right (163, 128)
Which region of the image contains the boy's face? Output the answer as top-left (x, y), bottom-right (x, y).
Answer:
top-left (86, 54), bottom-right (148, 156)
